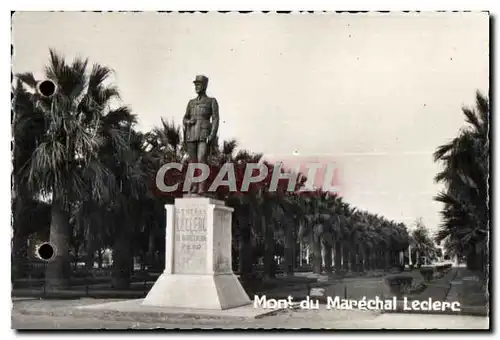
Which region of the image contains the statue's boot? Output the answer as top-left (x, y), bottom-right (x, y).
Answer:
top-left (197, 181), bottom-right (205, 195)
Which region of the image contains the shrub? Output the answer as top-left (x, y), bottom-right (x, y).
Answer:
top-left (295, 265), bottom-right (313, 273)
top-left (439, 263), bottom-right (452, 271)
top-left (420, 267), bottom-right (435, 281)
top-left (92, 268), bottom-right (112, 277)
top-left (24, 260), bottom-right (46, 279)
top-left (434, 263), bottom-right (452, 276)
top-left (388, 266), bottom-right (403, 274)
top-left (385, 274), bottom-right (414, 297)
top-left (409, 282), bottom-right (427, 294)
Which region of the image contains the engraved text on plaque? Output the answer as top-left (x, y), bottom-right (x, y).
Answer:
top-left (173, 206), bottom-right (207, 274)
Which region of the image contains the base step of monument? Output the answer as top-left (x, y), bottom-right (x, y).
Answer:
top-left (143, 273), bottom-right (251, 310)
top-left (69, 299), bottom-right (284, 321)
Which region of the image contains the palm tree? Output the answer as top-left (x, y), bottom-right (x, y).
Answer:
top-left (255, 166), bottom-right (278, 278)
top-left (123, 120), bottom-right (185, 275)
top-left (345, 210), bottom-right (365, 273)
top-left (434, 91), bottom-right (489, 272)
top-left (261, 166), bottom-right (308, 277)
top-left (12, 79), bottom-right (49, 278)
top-left (209, 138), bottom-right (261, 277)
top-left (360, 221), bottom-right (378, 271)
top-left (409, 218), bottom-right (437, 266)
top-left (332, 201), bottom-right (350, 274)
top-left (148, 118), bottom-right (184, 167)
top-left (105, 126), bottom-right (152, 288)
top-left (279, 189), bottom-right (307, 276)
top-left (15, 50), bottom-right (130, 288)
top-left (390, 222), bottom-right (407, 267)
top-left (297, 191), bottom-right (333, 274)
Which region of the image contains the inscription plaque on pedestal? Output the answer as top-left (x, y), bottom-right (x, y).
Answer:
top-left (173, 206), bottom-right (207, 274)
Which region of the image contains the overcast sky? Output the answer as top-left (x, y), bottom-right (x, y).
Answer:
top-left (12, 12), bottom-right (489, 231)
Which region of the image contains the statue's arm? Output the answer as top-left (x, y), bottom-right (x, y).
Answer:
top-left (183, 101), bottom-right (192, 125)
top-left (210, 98), bottom-right (220, 140)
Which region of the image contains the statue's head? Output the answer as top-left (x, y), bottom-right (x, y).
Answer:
top-left (193, 75), bottom-right (209, 94)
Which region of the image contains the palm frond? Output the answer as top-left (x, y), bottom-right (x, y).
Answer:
top-left (16, 72), bottom-right (37, 88)
top-left (475, 91), bottom-right (489, 122)
top-left (104, 106), bottom-right (137, 128)
top-left (222, 139), bottom-right (238, 156)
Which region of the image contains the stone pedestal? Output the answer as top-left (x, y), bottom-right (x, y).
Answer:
top-left (143, 196), bottom-right (251, 310)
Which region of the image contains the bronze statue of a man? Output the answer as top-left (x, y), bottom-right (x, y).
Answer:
top-left (183, 75), bottom-right (219, 194)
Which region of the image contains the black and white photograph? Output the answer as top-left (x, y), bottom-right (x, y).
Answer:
top-left (10, 11), bottom-right (490, 330)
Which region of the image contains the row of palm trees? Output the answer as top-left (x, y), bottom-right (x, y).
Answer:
top-left (433, 91), bottom-right (489, 273)
top-left (12, 50), bottom-right (412, 289)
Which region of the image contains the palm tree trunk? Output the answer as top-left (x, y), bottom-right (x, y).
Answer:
top-left (12, 193), bottom-right (28, 280)
top-left (466, 244), bottom-right (481, 271)
top-left (284, 223), bottom-right (295, 276)
top-left (45, 200), bottom-right (71, 289)
top-left (376, 252), bottom-right (380, 269)
top-left (97, 249), bottom-right (103, 269)
top-left (85, 247), bottom-right (94, 270)
top-left (384, 251), bottom-right (390, 270)
top-left (112, 231), bottom-right (133, 289)
top-left (321, 245), bottom-right (325, 268)
top-left (359, 245), bottom-right (365, 272)
top-left (323, 241), bottom-right (332, 273)
top-left (85, 223), bottom-right (96, 270)
top-left (374, 250), bottom-right (380, 269)
top-left (350, 244), bottom-right (357, 272)
top-left (12, 233), bottom-right (28, 280)
top-left (146, 230), bottom-right (155, 269)
top-left (299, 241), bottom-right (303, 266)
top-left (12, 195), bottom-right (28, 280)
top-left (342, 243), bottom-right (349, 271)
top-left (238, 222), bottom-right (253, 279)
top-left (481, 245), bottom-right (487, 274)
top-left (72, 243), bottom-right (80, 271)
top-left (364, 248), bottom-right (371, 271)
top-left (311, 235), bottom-right (322, 274)
top-left (262, 216), bottom-right (275, 278)
top-left (334, 241), bottom-right (342, 273)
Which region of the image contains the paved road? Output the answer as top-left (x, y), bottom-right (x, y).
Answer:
top-left (12, 301), bottom-right (489, 330)
top-left (13, 314), bottom-right (205, 330)
top-left (12, 311), bottom-right (489, 330)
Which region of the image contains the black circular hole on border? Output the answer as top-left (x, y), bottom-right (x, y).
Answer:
top-left (38, 80), bottom-right (56, 97)
top-left (37, 243), bottom-right (55, 261)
